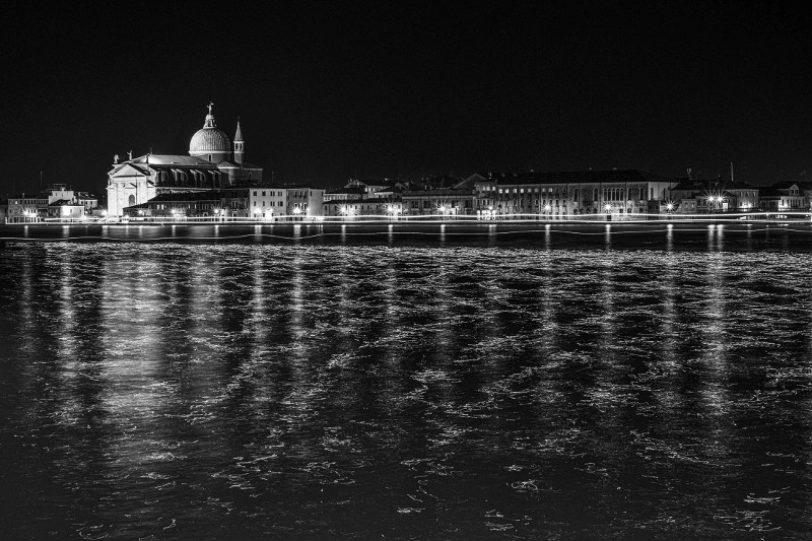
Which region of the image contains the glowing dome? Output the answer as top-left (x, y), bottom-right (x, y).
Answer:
top-left (189, 103), bottom-right (232, 160)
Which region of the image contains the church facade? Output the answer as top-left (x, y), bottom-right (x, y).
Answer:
top-left (106, 104), bottom-right (262, 216)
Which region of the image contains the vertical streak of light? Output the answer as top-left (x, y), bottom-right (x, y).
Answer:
top-left (57, 247), bottom-right (77, 370)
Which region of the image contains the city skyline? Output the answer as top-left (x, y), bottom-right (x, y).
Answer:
top-left (3, 2), bottom-right (812, 196)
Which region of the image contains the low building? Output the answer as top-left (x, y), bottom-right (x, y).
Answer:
top-left (47, 200), bottom-right (86, 219)
top-left (401, 189), bottom-right (476, 216)
top-left (123, 191), bottom-right (235, 218)
top-left (669, 177), bottom-right (760, 212)
top-left (760, 182), bottom-right (805, 212)
top-left (76, 192), bottom-right (99, 210)
top-left (473, 169), bottom-right (676, 218)
top-left (323, 185), bottom-right (368, 202)
top-left (7, 196), bottom-right (49, 221)
top-left (324, 197), bottom-right (403, 218)
top-left (248, 185), bottom-right (324, 217)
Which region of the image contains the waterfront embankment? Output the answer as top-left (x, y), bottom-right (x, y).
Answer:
top-left (2, 214), bottom-right (812, 250)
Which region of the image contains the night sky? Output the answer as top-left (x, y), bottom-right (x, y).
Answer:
top-left (3, 1), bottom-right (812, 197)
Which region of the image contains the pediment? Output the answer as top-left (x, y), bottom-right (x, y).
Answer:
top-left (109, 163), bottom-right (151, 178)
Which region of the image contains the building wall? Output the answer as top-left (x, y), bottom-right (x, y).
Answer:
top-left (107, 173), bottom-right (156, 216)
top-left (325, 199), bottom-right (402, 217)
top-left (7, 198), bottom-right (49, 219)
top-left (401, 193), bottom-right (475, 215)
top-left (248, 188), bottom-right (324, 217)
top-left (249, 188), bottom-right (287, 217)
top-left (474, 180), bottom-right (675, 217)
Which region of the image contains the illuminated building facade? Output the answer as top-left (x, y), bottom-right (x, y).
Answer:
top-left (472, 170), bottom-right (677, 218)
top-left (106, 104), bottom-right (262, 216)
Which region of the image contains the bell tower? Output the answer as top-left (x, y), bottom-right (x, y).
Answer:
top-left (233, 119), bottom-right (244, 165)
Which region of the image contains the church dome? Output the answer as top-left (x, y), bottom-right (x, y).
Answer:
top-left (188, 103), bottom-right (232, 158)
top-left (189, 126), bottom-right (231, 153)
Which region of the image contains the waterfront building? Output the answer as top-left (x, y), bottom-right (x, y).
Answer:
top-left (801, 184), bottom-right (812, 210)
top-left (401, 188), bottom-right (476, 216)
top-left (5, 184), bottom-right (93, 221)
top-left (324, 197), bottom-right (403, 218)
top-left (759, 182), bottom-right (805, 211)
top-left (47, 199), bottom-right (86, 219)
top-left (6, 196), bottom-right (49, 220)
top-left (46, 183), bottom-right (75, 204)
top-left (249, 185), bottom-right (324, 218)
top-left (75, 192), bottom-right (99, 211)
top-left (124, 191), bottom-right (236, 218)
top-left (106, 103), bottom-right (262, 216)
top-left (472, 169), bottom-right (676, 218)
top-left (669, 177), bottom-right (760, 212)
top-left (323, 185), bottom-right (368, 202)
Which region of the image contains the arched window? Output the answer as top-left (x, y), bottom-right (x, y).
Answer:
top-left (128, 194), bottom-right (135, 207)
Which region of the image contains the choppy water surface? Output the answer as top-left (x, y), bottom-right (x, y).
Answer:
top-left (1, 243), bottom-right (811, 540)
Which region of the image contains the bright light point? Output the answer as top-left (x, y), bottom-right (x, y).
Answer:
top-left (543, 204), bottom-right (551, 212)
top-left (604, 204), bottom-right (612, 212)
top-left (293, 207), bottom-right (302, 215)
top-left (439, 206), bottom-right (447, 213)
top-left (666, 203), bottom-right (674, 211)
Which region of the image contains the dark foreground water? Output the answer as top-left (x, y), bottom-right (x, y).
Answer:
top-left (1, 243), bottom-right (811, 540)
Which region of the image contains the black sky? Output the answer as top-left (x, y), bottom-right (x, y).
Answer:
top-left (2, 1), bottom-right (812, 196)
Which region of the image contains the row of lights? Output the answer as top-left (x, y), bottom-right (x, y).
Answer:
top-left (339, 204), bottom-right (402, 216)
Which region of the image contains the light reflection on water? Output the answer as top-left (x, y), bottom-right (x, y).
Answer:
top-left (1, 243), bottom-right (811, 539)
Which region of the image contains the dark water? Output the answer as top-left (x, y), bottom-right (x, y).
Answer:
top-left (1, 243), bottom-right (811, 540)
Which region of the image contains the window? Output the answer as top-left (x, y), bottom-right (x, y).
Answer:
top-left (128, 195), bottom-right (135, 206)
top-left (262, 191), bottom-right (266, 196)
top-left (253, 191), bottom-right (257, 196)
